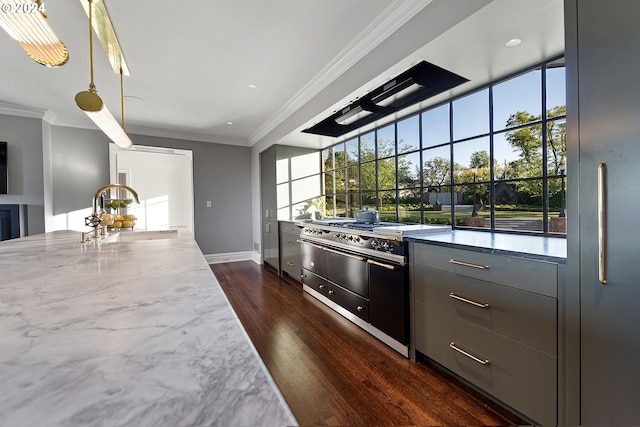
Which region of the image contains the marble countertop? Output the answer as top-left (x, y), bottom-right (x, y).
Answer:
top-left (0, 230), bottom-right (296, 427)
top-left (408, 229), bottom-right (567, 263)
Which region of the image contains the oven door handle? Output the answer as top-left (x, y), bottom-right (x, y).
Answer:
top-left (322, 246), bottom-right (366, 262)
top-left (298, 240), bottom-right (366, 262)
top-left (297, 240), bottom-right (325, 251)
top-left (367, 259), bottom-right (399, 271)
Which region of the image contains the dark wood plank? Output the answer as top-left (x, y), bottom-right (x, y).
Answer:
top-left (211, 261), bottom-right (527, 426)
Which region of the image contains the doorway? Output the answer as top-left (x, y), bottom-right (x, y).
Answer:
top-left (109, 144), bottom-right (194, 235)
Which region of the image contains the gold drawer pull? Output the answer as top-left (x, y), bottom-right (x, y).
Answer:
top-left (449, 293), bottom-right (489, 308)
top-left (356, 306), bottom-right (364, 312)
top-left (448, 259), bottom-right (489, 270)
top-left (366, 259), bottom-right (399, 270)
top-left (449, 342), bottom-right (490, 365)
top-left (286, 261), bottom-right (295, 266)
top-left (598, 162), bottom-right (607, 285)
top-left (328, 290), bottom-right (335, 295)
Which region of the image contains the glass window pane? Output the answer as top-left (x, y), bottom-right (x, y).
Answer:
top-left (493, 69), bottom-right (542, 131)
top-left (423, 145), bottom-right (452, 196)
top-left (346, 193), bottom-right (360, 218)
top-left (548, 177), bottom-right (567, 234)
top-left (325, 195), bottom-right (335, 217)
top-left (378, 191), bottom-right (398, 222)
top-left (547, 118), bottom-right (566, 175)
top-left (346, 165), bottom-right (359, 192)
top-left (334, 143), bottom-right (345, 169)
top-left (502, 125), bottom-right (543, 178)
top-left (424, 188), bottom-right (452, 226)
top-left (291, 152), bottom-right (320, 180)
top-left (453, 89), bottom-right (489, 140)
top-left (276, 158), bottom-right (288, 184)
top-left (397, 115), bottom-right (420, 154)
top-left (334, 168), bottom-right (346, 193)
top-left (335, 193), bottom-right (346, 217)
top-left (422, 104), bottom-right (450, 148)
top-left (377, 124), bottom-right (395, 158)
top-left (453, 184), bottom-right (488, 229)
top-left (291, 175), bottom-right (321, 204)
top-left (346, 138), bottom-right (359, 166)
top-left (277, 183), bottom-right (289, 208)
top-left (493, 180), bottom-right (543, 233)
top-left (546, 59), bottom-right (566, 114)
top-left (452, 136), bottom-right (490, 182)
top-left (322, 147), bottom-right (334, 171)
top-left (361, 162), bottom-right (376, 191)
top-left (277, 207), bottom-right (289, 220)
top-left (398, 152), bottom-right (421, 189)
top-left (362, 192), bottom-right (377, 209)
top-left (377, 158), bottom-right (396, 190)
top-left (324, 171), bottom-right (334, 195)
top-left (360, 132), bottom-right (375, 162)
top-left (493, 132), bottom-right (522, 180)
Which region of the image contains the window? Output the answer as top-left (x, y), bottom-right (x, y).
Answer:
top-left (321, 56), bottom-right (567, 236)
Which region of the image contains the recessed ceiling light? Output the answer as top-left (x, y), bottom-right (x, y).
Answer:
top-left (248, 84), bottom-right (257, 89)
top-left (505, 38), bottom-right (522, 48)
top-left (226, 121), bottom-right (233, 125)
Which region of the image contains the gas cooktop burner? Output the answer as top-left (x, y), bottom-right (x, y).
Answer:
top-left (306, 219), bottom-right (401, 232)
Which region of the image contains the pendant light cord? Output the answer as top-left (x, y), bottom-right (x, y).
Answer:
top-left (120, 67), bottom-right (126, 130)
top-left (88, 0), bottom-right (96, 92)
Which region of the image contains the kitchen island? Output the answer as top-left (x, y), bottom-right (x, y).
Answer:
top-left (0, 230), bottom-right (296, 427)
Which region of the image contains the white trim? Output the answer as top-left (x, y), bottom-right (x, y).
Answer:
top-left (0, 102), bottom-right (47, 120)
top-left (248, 0), bottom-right (433, 145)
top-left (205, 251), bottom-right (256, 264)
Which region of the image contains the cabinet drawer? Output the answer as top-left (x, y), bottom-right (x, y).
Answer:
top-left (280, 236), bottom-right (300, 253)
top-left (413, 243), bottom-right (558, 297)
top-left (414, 265), bottom-right (557, 356)
top-left (327, 282), bottom-right (369, 322)
top-left (301, 269), bottom-right (369, 322)
top-left (279, 222), bottom-right (301, 239)
top-left (281, 250), bottom-right (301, 281)
top-left (415, 304), bottom-right (557, 425)
top-left (301, 268), bottom-right (330, 296)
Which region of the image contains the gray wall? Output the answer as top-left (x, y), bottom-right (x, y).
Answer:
top-left (1, 114), bottom-right (252, 255)
top-left (0, 114), bottom-right (45, 234)
top-left (129, 134), bottom-right (252, 255)
top-left (51, 126), bottom-right (110, 214)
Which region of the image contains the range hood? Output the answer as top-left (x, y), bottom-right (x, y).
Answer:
top-left (303, 61), bottom-right (468, 138)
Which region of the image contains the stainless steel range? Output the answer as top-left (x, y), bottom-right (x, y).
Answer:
top-left (296, 214), bottom-right (450, 357)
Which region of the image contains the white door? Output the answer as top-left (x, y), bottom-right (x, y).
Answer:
top-left (109, 144), bottom-right (194, 235)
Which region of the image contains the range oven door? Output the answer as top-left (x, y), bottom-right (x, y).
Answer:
top-left (300, 240), bottom-right (369, 298)
top-left (368, 259), bottom-right (408, 345)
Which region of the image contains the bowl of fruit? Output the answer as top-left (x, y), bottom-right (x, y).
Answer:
top-left (110, 214), bottom-right (137, 230)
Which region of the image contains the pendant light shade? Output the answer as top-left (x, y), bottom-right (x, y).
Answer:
top-left (75, 0), bottom-right (132, 150)
top-left (0, 0), bottom-right (69, 67)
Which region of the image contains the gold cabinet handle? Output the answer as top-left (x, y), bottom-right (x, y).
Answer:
top-left (286, 261), bottom-right (295, 266)
top-left (449, 292), bottom-right (490, 308)
top-left (319, 284), bottom-right (326, 289)
top-left (328, 290), bottom-right (335, 295)
top-left (448, 259), bottom-right (489, 270)
top-left (356, 306), bottom-right (364, 312)
top-left (598, 162), bottom-right (607, 285)
top-left (449, 342), bottom-right (490, 365)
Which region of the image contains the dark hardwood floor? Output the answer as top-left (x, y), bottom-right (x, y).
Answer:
top-left (211, 261), bottom-right (527, 426)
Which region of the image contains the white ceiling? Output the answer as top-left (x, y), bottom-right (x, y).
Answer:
top-left (0, 0), bottom-right (564, 150)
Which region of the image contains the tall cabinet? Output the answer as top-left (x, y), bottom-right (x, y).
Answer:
top-left (260, 145), bottom-right (321, 272)
top-left (566, 1), bottom-right (640, 424)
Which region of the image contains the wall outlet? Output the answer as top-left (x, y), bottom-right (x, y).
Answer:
top-left (206, 201), bottom-right (212, 207)
top-left (254, 242), bottom-right (260, 251)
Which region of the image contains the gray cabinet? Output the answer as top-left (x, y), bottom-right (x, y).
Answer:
top-left (260, 146), bottom-right (279, 271)
top-left (411, 242), bottom-right (559, 425)
top-left (566, 1), bottom-right (640, 424)
top-left (279, 221), bottom-right (302, 281)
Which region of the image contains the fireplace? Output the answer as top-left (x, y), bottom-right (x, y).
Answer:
top-left (0, 205), bottom-right (21, 241)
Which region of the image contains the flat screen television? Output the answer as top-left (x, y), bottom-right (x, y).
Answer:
top-left (0, 142), bottom-right (7, 194)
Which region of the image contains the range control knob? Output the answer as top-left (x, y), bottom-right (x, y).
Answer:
top-left (371, 239), bottom-right (379, 249)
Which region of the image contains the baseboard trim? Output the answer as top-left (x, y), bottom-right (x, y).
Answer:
top-left (205, 251), bottom-right (255, 264)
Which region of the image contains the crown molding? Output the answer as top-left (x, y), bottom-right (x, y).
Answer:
top-left (124, 125), bottom-right (251, 147)
top-left (0, 102), bottom-right (48, 120)
top-left (248, 0), bottom-right (433, 146)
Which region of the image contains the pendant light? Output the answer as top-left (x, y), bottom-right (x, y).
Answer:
top-left (74, 0), bottom-right (132, 150)
top-left (0, 0), bottom-right (68, 67)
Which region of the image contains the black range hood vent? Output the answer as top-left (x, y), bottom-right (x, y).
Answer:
top-left (303, 61), bottom-right (468, 138)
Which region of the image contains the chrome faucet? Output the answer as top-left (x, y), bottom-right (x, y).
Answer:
top-left (87, 184), bottom-right (141, 238)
